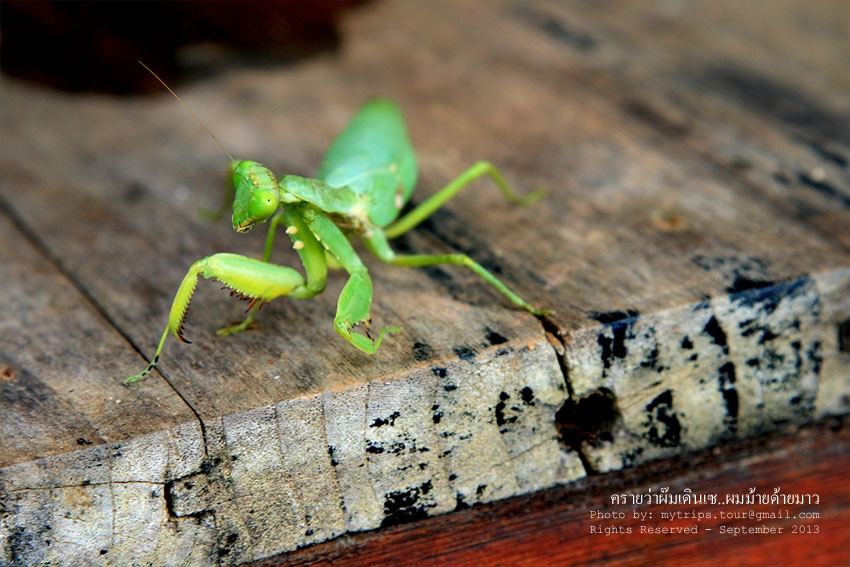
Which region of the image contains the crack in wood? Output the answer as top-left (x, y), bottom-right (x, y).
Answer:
top-left (0, 193), bottom-right (211, 461)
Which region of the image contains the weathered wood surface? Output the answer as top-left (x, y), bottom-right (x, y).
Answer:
top-left (261, 418), bottom-right (850, 566)
top-left (1, 0), bottom-right (849, 564)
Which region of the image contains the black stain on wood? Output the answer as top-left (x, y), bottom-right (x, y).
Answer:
top-left (727, 275), bottom-right (775, 294)
top-left (7, 526), bottom-right (36, 565)
top-left (556, 388), bottom-right (620, 454)
top-left (692, 255), bottom-right (776, 295)
top-left (432, 403), bottom-right (443, 424)
top-left (640, 344), bottom-right (662, 372)
top-left (217, 532), bottom-right (240, 559)
top-left (514, 5), bottom-right (597, 51)
top-left (123, 181), bottom-right (149, 203)
top-left (622, 99), bottom-right (690, 138)
top-left (717, 361), bottom-right (739, 434)
top-left (644, 390), bottom-right (681, 448)
top-left (590, 310), bottom-right (640, 324)
top-left (805, 140), bottom-right (848, 168)
top-left (412, 341), bottom-right (433, 361)
top-left (797, 171), bottom-right (850, 209)
top-left (453, 346), bottom-right (477, 362)
top-left (494, 391), bottom-right (517, 428)
top-left (838, 321), bottom-right (850, 354)
top-left (520, 386), bottom-right (535, 405)
top-left (808, 340), bottom-right (823, 376)
top-left (773, 171), bottom-right (792, 186)
top-left (597, 333), bottom-right (614, 370)
top-left (620, 446), bottom-right (646, 468)
top-left (199, 457), bottom-right (220, 475)
top-left (485, 328), bottom-right (508, 346)
top-left (703, 316), bottom-right (728, 353)
top-left (454, 493), bottom-right (470, 510)
top-left (381, 480), bottom-right (435, 527)
top-left (731, 276), bottom-right (810, 314)
top-left (592, 310), bottom-right (639, 374)
top-left (371, 411), bottom-right (400, 428)
top-left (791, 340), bottom-right (803, 374)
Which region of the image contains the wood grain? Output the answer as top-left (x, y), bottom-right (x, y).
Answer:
top-left (1, 0), bottom-right (848, 563)
top-left (264, 418), bottom-right (850, 567)
top-left (0, 215), bottom-right (194, 463)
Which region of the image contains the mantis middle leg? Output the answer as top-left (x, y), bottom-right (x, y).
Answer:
top-left (383, 161), bottom-right (544, 239)
top-left (365, 231), bottom-right (550, 316)
top-left (217, 205), bottom-right (329, 336)
top-left (304, 208), bottom-right (400, 354)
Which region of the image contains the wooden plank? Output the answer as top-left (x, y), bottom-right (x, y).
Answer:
top-left (530, 0), bottom-right (850, 249)
top-left (0, 216), bottom-right (214, 564)
top-left (265, 418), bottom-right (850, 567)
top-left (0, 214), bottom-right (195, 465)
top-left (324, 0), bottom-right (850, 471)
top-left (1, 0), bottom-right (849, 563)
top-left (0, 70), bottom-right (578, 562)
top-left (485, 0), bottom-right (850, 469)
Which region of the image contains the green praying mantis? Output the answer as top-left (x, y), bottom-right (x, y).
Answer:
top-left (125, 64), bottom-right (548, 384)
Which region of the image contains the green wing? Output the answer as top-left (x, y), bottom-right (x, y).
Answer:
top-left (318, 99), bottom-right (418, 227)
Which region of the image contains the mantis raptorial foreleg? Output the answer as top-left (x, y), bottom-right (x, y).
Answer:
top-left (365, 231), bottom-right (551, 316)
top-left (124, 253), bottom-right (305, 383)
top-left (304, 209), bottom-right (400, 353)
top-left (215, 211), bottom-right (284, 335)
top-left (217, 206), bottom-right (329, 336)
top-left (383, 161), bottom-right (545, 239)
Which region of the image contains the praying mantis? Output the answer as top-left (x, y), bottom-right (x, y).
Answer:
top-left (125, 65), bottom-right (548, 383)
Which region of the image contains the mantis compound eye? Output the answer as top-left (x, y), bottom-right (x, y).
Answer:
top-left (248, 188), bottom-right (280, 222)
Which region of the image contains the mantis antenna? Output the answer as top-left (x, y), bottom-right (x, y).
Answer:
top-left (138, 60), bottom-right (235, 163)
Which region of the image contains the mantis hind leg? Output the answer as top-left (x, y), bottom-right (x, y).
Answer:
top-left (384, 161), bottom-right (545, 239)
top-left (125, 252), bottom-right (305, 383)
top-left (217, 206), bottom-right (329, 336)
top-left (304, 209), bottom-right (400, 354)
top-left (365, 230), bottom-right (551, 316)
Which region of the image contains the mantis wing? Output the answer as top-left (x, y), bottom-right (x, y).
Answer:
top-left (318, 99), bottom-right (418, 227)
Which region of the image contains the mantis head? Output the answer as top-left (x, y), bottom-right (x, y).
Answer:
top-left (231, 160), bottom-right (281, 232)
top-left (135, 64), bottom-right (281, 233)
